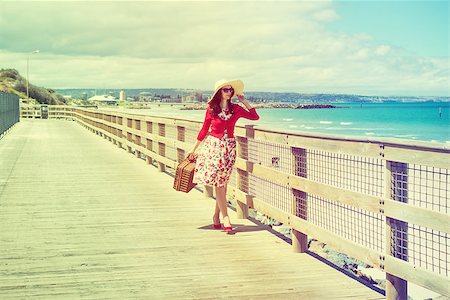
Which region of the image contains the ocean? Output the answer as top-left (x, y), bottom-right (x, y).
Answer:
top-left (111, 101), bottom-right (450, 144)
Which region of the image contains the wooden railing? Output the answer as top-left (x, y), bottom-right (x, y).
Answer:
top-left (20, 104), bottom-right (89, 119)
top-left (20, 105), bottom-right (450, 299)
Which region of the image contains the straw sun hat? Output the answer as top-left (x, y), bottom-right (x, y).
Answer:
top-left (208, 79), bottom-right (244, 103)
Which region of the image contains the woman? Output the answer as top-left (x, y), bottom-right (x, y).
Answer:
top-left (187, 79), bottom-right (259, 233)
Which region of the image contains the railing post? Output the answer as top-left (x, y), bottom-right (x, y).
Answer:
top-left (117, 116), bottom-right (123, 149)
top-left (177, 125), bottom-right (186, 163)
top-left (134, 119), bottom-right (141, 159)
top-left (236, 136), bottom-right (248, 218)
top-left (236, 125), bottom-right (254, 219)
top-left (146, 121), bottom-right (153, 165)
top-left (292, 147), bottom-right (308, 253)
top-left (385, 160), bottom-right (408, 300)
top-left (126, 118), bottom-right (133, 154)
top-left (157, 123), bottom-right (165, 172)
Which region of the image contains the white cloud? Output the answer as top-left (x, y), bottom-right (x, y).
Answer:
top-left (374, 45), bottom-right (391, 56)
top-left (0, 1), bottom-right (447, 96)
top-left (313, 9), bottom-right (340, 22)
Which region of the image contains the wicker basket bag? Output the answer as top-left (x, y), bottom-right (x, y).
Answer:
top-left (173, 154), bottom-right (198, 193)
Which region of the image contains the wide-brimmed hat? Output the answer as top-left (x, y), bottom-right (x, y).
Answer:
top-left (208, 79), bottom-right (244, 103)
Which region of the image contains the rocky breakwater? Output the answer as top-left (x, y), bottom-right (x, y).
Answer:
top-left (180, 103), bottom-right (339, 110)
top-left (294, 104), bottom-right (337, 109)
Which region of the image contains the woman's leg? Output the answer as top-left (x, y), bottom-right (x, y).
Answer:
top-left (213, 197), bottom-right (220, 224)
top-left (215, 184), bottom-right (231, 227)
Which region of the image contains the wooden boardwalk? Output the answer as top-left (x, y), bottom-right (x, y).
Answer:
top-left (0, 120), bottom-right (384, 299)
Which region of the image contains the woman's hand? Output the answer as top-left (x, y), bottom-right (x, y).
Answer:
top-left (186, 152), bottom-right (197, 161)
top-left (237, 94), bottom-right (246, 103)
top-left (237, 94), bottom-right (253, 110)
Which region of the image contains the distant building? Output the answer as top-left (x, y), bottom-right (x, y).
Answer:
top-left (88, 95), bottom-right (119, 105)
top-left (182, 95), bottom-right (195, 102)
top-left (182, 91), bottom-right (202, 103)
top-left (119, 90), bottom-right (127, 101)
top-left (139, 92), bottom-right (153, 102)
top-left (193, 91), bottom-right (203, 102)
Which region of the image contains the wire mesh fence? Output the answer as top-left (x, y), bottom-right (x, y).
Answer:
top-left (245, 135), bottom-right (448, 281)
top-left (0, 92), bottom-right (20, 137)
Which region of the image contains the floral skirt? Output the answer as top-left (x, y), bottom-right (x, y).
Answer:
top-left (193, 132), bottom-right (237, 188)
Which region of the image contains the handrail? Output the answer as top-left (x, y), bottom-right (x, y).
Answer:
top-left (20, 105), bottom-right (450, 299)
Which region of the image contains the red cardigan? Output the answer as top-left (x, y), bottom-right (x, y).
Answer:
top-left (197, 103), bottom-right (259, 141)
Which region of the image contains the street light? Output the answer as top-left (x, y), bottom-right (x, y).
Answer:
top-left (26, 50), bottom-right (39, 103)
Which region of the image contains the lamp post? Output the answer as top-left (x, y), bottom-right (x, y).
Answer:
top-left (26, 50), bottom-right (39, 103)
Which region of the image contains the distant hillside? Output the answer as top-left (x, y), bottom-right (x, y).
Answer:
top-left (0, 69), bottom-right (67, 105)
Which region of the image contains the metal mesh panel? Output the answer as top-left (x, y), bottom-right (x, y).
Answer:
top-left (396, 225), bottom-right (450, 276)
top-left (388, 162), bottom-right (449, 276)
top-left (249, 174), bottom-right (293, 214)
top-left (306, 150), bottom-right (384, 197)
top-left (293, 189), bottom-right (307, 219)
top-left (248, 140), bottom-right (292, 173)
top-left (399, 164), bottom-right (449, 213)
top-left (247, 139), bottom-right (293, 213)
top-left (307, 194), bottom-right (386, 252)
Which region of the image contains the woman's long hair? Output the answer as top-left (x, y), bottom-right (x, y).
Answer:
top-left (208, 88), bottom-right (234, 116)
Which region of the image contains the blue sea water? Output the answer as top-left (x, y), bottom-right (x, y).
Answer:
top-left (254, 102), bottom-right (450, 143)
top-left (119, 102), bottom-right (450, 143)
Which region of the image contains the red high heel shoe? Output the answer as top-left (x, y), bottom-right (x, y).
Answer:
top-left (223, 226), bottom-right (232, 232)
top-left (213, 216), bottom-right (222, 229)
top-left (223, 216), bottom-right (232, 232)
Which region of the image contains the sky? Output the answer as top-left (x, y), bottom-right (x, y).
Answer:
top-left (0, 0), bottom-right (448, 96)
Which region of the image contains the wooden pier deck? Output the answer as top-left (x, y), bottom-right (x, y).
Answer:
top-left (0, 120), bottom-right (384, 299)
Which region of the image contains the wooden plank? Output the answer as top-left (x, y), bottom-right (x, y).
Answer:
top-left (384, 199), bottom-right (450, 234)
top-left (287, 134), bottom-right (382, 159)
top-left (383, 146), bottom-right (450, 169)
top-left (252, 130), bottom-right (289, 145)
top-left (251, 198), bottom-right (290, 225)
top-left (385, 256), bottom-right (450, 297)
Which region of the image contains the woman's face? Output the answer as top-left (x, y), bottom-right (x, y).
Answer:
top-left (220, 85), bottom-right (234, 100)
